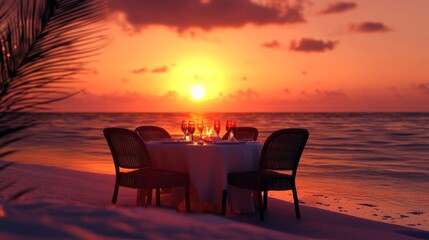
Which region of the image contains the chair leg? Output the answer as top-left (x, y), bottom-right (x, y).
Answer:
top-left (263, 189), bottom-right (268, 211)
top-left (111, 183), bottom-right (119, 204)
top-left (185, 184), bottom-right (191, 212)
top-left (292, 186), bottom-right (301, 219)
top-left (258, 190), bottom-right (264, 221)
top-left (156, 188), bottom-right (161, 206)
top-left (221, 189), bottom-right (227, 215)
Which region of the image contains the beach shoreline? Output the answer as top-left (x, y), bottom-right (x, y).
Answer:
top-left (1, 161), bottom-right (427, 239)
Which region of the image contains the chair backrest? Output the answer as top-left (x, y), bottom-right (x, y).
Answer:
top-left (260, 128), bottom-right (309, 173)
top-left (222, 127), bottom-right (259, 141)
top-left (104, 128), bottom-right (152, 169)
top-left (135, 126), bottom-right (172, 142)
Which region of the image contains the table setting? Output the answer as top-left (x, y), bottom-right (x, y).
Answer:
top-left (138, 120), bottom-right (263, 213)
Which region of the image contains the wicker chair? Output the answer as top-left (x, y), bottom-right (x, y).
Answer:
top-left (135, 126), bottom-right (171, 142)
top-left (103, 128), bottom-right (190, 211)
top-left (222, 127), bottom-right (259, 141)
top-left (222, 128), bottom-right (309, 220)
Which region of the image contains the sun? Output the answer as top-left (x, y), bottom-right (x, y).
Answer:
top-left (190, 85), bottom-right (205, 100)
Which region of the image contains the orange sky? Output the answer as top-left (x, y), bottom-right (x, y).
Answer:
top-left (51, 0), bottom-right (429, 112)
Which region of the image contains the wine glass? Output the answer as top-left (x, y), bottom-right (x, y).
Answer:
top-left (231, 121), bottom-right (237, 139)
top-left (225, 120), bottom-right (232, 139)
top-left (188, 121), bottom-right (195, 141)
top-left (231, 121), bottom-right (237, 134)
top-left (214, 120), bottom-right (221, 137)
top-left (225, 120), bottom-right (231, 132)
top-left (181, 120), bottom-right (188, 140)
top-left (197, 121), bottom-right (204, 139)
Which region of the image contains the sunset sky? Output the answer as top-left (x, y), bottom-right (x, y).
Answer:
top-left (52, 0), bottom-right (429, 112)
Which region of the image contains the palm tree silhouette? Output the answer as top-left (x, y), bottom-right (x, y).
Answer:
top-left (0, 0), bottom-right (106, 159)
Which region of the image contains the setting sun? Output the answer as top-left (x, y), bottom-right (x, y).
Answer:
top-left (190, 85), bottom-right (205, 100)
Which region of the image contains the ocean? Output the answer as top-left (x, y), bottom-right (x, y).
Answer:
top-left (3, 112), bottom-right (429, 230)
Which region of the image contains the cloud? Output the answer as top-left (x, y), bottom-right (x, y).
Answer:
top-left (316, 89), bottom-right (347, 99)
top-left (181, 30), bottom-right (222, 43)
top-left (261, 40), bottom-right (282, 49)
top-left (289, 38), bottom-right (338, 52)
top-left (228, 88), bottom-right (259, 99)
top-left (131, 67), bottom-right (148, 74)
top-left (151, 66), bottom-right (168, 73)
top-left (349, 22), bottom-right (391, 33)
top-left (414, 83), bottom-right (429, 95)
top-left (163, 90), bottom-right (181, 99)
top-left (108, 0), bottom-right (306, 31)
top-left (284, 88), bottom-right (290, 94)
top-left (319, 1), bottom-right (357, 14)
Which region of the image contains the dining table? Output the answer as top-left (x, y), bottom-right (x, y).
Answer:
top-left (142, 140), bottom-right (264, 213)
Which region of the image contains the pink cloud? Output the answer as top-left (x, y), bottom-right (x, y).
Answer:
top-left (414, 83), bottom-right (429, 95)
top-left (228, 88), bottom-right (259, 99)
top-left (180, 30), bottom-right (222, 43)
top-left (349, 22), bottom-right (391, 33)
top-left (109, 0), bottom-right (306, 31)
top-left (261, 40), bottom-right (281, 49)
top-left (319, 1), bottom-right (357, 14)
top-left (315, 89), bottom-right (347, 99)
top-left (163, 90), bottom-right (180, 100)
top-left (290, 38), bottom-right (338, 52)
top-left (151, 66), bottom-right (168, 73)
top-left (131, 67), bottom-right (148, 74)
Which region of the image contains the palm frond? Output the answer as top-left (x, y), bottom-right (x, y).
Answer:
top-left (0, 1), bottom-right (15, 23)
top-left (1, 0), bottom-right (107, 112)
top-left (0, 0), bottom-right (107, 158)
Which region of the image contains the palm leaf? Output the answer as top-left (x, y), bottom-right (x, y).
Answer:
top-left (0, 0), bottom-right (106, 158)
top-left (0, 1), bottom-right (15, 22)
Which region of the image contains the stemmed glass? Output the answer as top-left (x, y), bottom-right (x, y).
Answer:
top-left (225, 120), bottom-right (232, 139)
top-left (214, 120), bottom-right (221, 137)
top-left (181, 120), bottom-right (188, 140)
top-left (197, 121), bottom-right (204, 139)
top-left (188, 121), bottom-right (195, 141)
top-left (230, 121), bottom-right (237, 140)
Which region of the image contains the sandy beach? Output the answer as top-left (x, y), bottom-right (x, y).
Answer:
top-left (1, 161), bottom-right (427, 239)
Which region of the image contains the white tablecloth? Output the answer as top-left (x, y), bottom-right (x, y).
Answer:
top-left (145, 141), bottom-right (263, 213)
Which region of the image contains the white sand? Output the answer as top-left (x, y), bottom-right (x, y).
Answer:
top-left (0, 161), bottom-right (427, 239)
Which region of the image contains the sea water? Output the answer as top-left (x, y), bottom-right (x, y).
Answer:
top-left (4, 112), bottom-right (429, 230)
